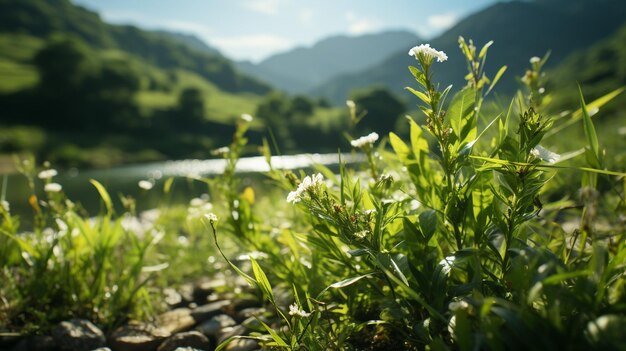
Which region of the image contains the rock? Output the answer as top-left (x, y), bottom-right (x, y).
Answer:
top-left (191, 300), bottom-right (231, 323)
top-left (177, 284), bottom-right (196, 306)
top-left (193, 279), bottom-right (226, 303)
top-left (195, 314), bottom-right (236, 338)
top-left (158, 308), bottom-right (196, 334)
top-left (108, 323), bottom-right (170, 351)
top-left (233, 299), bottom-right (261, 312)
top-left (217, 325), bottom-right (247, 344)
top-left (240, 316), bottom-right (270, 331)
top-left (156, 331), bottom-right (211, 351)
top-left (237, 307), bottom-right (267, 321)
top-left (164, 288), bottom-right (183, 307)
top-left (172, 348), bottom-right (205, 351)
top-left (224, 339), bottom-right (258, 351)
top-left (90, 348), bottom-right (111, 351)
top-left (52, 319), bottom-right (106, 351)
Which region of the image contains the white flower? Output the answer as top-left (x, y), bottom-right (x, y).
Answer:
top-left (1, 200), bottom-right (9, 212)
top-left (38, 169), bottom-right (58, 179)
top-left (211, 146), bottom-right (230, 156)
top-left (241, 113), bottom-right (253, 122)
top-left (346, 100), bottom-right (356, 109)
top-left (205, 213), bottom-right (218, 223)
top-left (408, 44), bottom-right (448, 63)
top-left (138, 180), bottom-right (153, 190)
top-left (350, 132), bottom-right (379, 148)
top-left (286, 173), bottom-right (324, 204)
top-left (530, 145), bottom-right (561, 164)
top-left (530, 56), bottom-right (541, 64)
top-left (45, 183), bottom-right (62, 193)
top-left (354, 230), bottom-right (369, 239)
top-left (288, 303), bottom-right (311, 317)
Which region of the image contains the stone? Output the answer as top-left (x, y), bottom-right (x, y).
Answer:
top-left (195, 314), bottom-right (236, 338)
top-left (237, 307), bottom-right (267, 320)
top-left (217, 325), bottom-right (247, 344)
top-left (108, 323), bottom-right (170, 351)
top-left (193, 279), bottom-right (226, 303)
top-left (224, 339), bottom-right (258, 351)
top-left (158, 308), bottom-right (196, 334)
top-left (191, 300), bottom-right (231, 323)
top-left (52, 319), bottom-right (106, 351)
top-left (156, 331), bottom-right (211, 351)
top-left (90, 348), bottom-right (111, 351)
top-left (164, 288), bottom-right (183, 307)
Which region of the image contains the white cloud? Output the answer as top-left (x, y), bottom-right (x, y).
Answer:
top-left (211, 34), bottom-right (293, 62)
top-left (242, 0), bottom-right (284, 15)
top-left (427, 12), bottom-right (458, 30)
top-left (345, 11), bottom-right (381, 35)
top-left (298, 8), bottom-right (315, 25)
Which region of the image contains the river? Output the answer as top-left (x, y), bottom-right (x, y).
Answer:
top-left (2, 153), bottom-right (362, 226)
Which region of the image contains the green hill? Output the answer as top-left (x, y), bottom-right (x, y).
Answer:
top-left (0, 0), bottom-right (270, 94)
top-left (313, 0), bottom-right (626, 104)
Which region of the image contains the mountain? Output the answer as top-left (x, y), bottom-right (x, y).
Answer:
top-left (0, 0), bottom-right (270, 94)
top-left (152, 30), bottom-right (223, 57)
top-left (314, 0), bottom-right (626, 104)
top-left (236, 30), bottom-right (421, 93)
top-left (549, 22), bottom-right (626, 114)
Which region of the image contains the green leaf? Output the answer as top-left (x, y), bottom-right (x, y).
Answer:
top-left (389, 132), bottom-right (411, 163)
top-left (250, 257), bottom-right (274, 302)
top-left (447, 88), bottom-right (475, 139)
top-left (486, 65), bottom-right (507, 96)
top-left (406, 87), bottom-right (430, 104)
top-left (418, 210), bottom-right (438, 242)
top-left (579, 86), bottom-right (600, 166)
top-left (258, 318), bottom-right (288, 347)
top-left (329, 273), bottom-right (373, 289)
top-left (90, 179), bottom-right (113, 215)
top-left (478, 40), bottom-right (494, 60)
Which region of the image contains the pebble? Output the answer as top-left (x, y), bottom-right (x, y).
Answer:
top-left (195, 314), bottom-right (237, 338)
top-left (224, 339), bottom-right (258, 351)
top-left (158, 308), bottom-right (196, 334)
top-left (217, 325), bottom-right (247, 344)
top-left (52, 319), bottom-right (106, 351)
top-left (191, 300), bottom-right (231, 323)
top-left (193, 279), bottom-right (226, 303)
top-left (108, 323), bottom-right (170, 351)
top-left (156, 331), bottom-right (211, 351)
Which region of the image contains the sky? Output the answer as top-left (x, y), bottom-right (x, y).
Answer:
top-left (72, 0), bottom-right (499, 63)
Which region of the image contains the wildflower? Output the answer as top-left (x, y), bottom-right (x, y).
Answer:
top-left (530, 56), bottom-right (541, 64)
top-left (1, 200), bottom-right (9, 212)
top-left (354, 230), bottom-right (369, 239)
top-left (351, 132), bottom-right (379, 149)
top-left (138, 180), bottom-right (153, 190)
top-left (45, 183), bottom-right (62, 193)
top-left (408, 44), bottom-right (448, 63)
top-left (286, 173), bottom-right (324, 204)
top-left (346, 100), bottom-right (356, 109)
top-left (241, 113), bottom-right (253, 122)
top-left (530, 145), bottom-right (561, 164)
top-left (205, 212), bottom-right (218, 223)
top-left (211, 146), bottom-right (230, 156)
top-left (289, 303), bottom-right (311, 317)
top-left (38, 169), bottom-right (58, 179)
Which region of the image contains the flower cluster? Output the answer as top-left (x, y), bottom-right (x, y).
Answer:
top-left (241, 113), bottom-right (253, 122)
top-left (204, 213), bottom-right (218, 223)
top-left (38, 169), bottom-right (58, 179)
top-left (45, 183), bottom-right (62, 193)
top-left (286, 173), bottom-right (324, 204)
top-left (408, 44), bottom-right (448, 63)
top-left (531, 145), bottom-right (561, 164)
top-left (211, 146), bottom-right (230, 156)
top-left (350, 132), bottom-right (379, 149)
top-left (138, 180), bottom-right (154, 190)
top-left (288, 303), bottom-right (311, 317)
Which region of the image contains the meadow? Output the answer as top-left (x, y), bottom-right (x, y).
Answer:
top-left (0, 37), bottom-right (625, 351)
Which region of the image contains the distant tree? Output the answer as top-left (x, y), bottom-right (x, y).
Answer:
top-left (177, 87), bottom-right (206, 127)
top-left (33, 38), bottom-right (97, 95)
top-left (351, 87), bottom-right (406, 136)
top-left (256, 92), bottom-right (293, 147)
top-left (290, 95), bottom-right (315, 116)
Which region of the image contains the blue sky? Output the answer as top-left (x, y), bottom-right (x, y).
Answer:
top-left (72, 0), bottom-right (498, 62)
